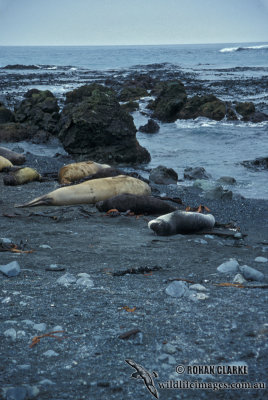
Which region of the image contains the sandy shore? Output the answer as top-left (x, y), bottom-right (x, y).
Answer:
top-left (0, 154), bottom-right (267, 400)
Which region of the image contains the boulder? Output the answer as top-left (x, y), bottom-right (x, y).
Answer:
top-left (149, 165), bottom-right (178, 185)
top-left (15, 89), bottom-right (60, 134)
top-left (0, 102), bottom-right (15, 124)
top-left (0, 123), bottom-right (33, 142)
top-left (235, 102), bottom-right (268, 122)
top-left (58, 84), bottom-right (150, 164)
top-left (118, 86), bottom-right (148, 102)
top-left (120, 101), bottom-right (139, 113)
top-left (139, 119), bottom-right (160, 134)
top-left (241, 157), bottom-right (268, 170)
top-left (149, 81), bottom-right (187, 122)
top-left (217, 176), bottom-right (236, 185)
top-left (178, 95), bottom-right (226, 121)
top-left (184, 167), bottom-right (211, 180)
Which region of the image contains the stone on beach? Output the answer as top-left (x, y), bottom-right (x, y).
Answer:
top-left (239, 265), bottom-right (265, 282)
top-left (217, 259), bottom-right (239, 274)
top-left (0, 261), bottom-right (21, 277)
top-left (149, 165), bottom-right (178, 185)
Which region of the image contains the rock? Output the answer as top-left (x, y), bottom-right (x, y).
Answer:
top-left (58, 84), bottom-right (150, 164)
top-left (15, 89), bottom-right (60, 135)
top-left (76, 277), bottom-right (94, 288)
top-left (33, 323), bottom-right (47, 332)
top-left (149, 165), bottom-right (178, 185)
top-left (77, 273), bottom-right (91, 278)
top-left (4, 328), bottom-right (17, 341)
top-left (43, 350), bottom-right (59, 357)
top-left (120, 101), bottom-right (139, 113)
top-left (184, 167), bottom-right (211, 180)
top-left (0, 102), bottom-right (15, 124)
top-left (193, 179), bottom-right (215, 191)
top-left (234, 232), bottom-right (243, 239)
top-left (239, 265), bottom-right (265, 282)
top-left (217, 259), bottom-right (239, 274)
top-left (139, 119), bottom-right (160, 133)
top-left (57, 272), bottom-right (77, 286)
top-left (189, 284), bottom-right (208, 291)
top-left (193, 239), bottom-right (208, 245)
top-left (204, 185), bottom-right (233, 200)
top-left (165, 281), bottom-right (189, 298)
top-left (0, 261), bottom-right (21, 277)
top-left (241, 157), bottom-right (268, 170)
top-left (217, 176), bottom-right (236, 185)
top-left (163, 343), bottom-right (177, 354)
top-left (233, 274), bottom-right (247, 284)
top-left (5, 386), bottom-right (27, 400)
top-left (255, 256), bottom-right (268, 263)
top-left (178, 94), bottom-right (226, 121)
top-left (235, 102), bottom-right (255, 118)
top-left (118, 86), bottom-right (148, 102)
top-left (150, 80), bottom-right (187, 122)
top-left (23, 385), bottom-right (39, 399)
top-left (39, 379), bottom-right (55, 386)
top-left (0, 123), bottom-right (33, 142)
top-left (21, 319), bottom-right (35, 327)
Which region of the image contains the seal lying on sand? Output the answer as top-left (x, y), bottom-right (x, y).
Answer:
top-left (0, 155), bottom-right (13, 171)
top-left (16, 175), bottom-right (151, 207)
top-left (148, 210), bottom-right (215, 236)
top-left (0, 147), bottom-right (25, 165)
top-left (96, 194), bottom-right (177, 215)
top-left (75, 167), bottom-right (124, 183)
top-left (4, 167), bottom-right (41, 185)
top-left (58, 161), bottom-right (111, 184)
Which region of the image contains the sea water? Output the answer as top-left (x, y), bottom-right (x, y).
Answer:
top-left (0, 43), bottom-right (267, 199)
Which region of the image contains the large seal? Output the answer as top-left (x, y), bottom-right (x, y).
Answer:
top-left (58, 161), bottom-right (111, 184)
top-left (96, 194), bottom-right (178, 215)
top-left (16, 175), bottom-right (151, 207)
top-left (4, 167), bottom-right (41, 186)
top-left (0, 155), bottom-right (13, 172)
top-left (0, 147), bottom-right (25, 165)
top-left (148, 210), bottom-right (215, 236)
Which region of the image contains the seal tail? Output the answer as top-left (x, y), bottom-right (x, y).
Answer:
top-left (15, 196), bottom-right (53, 208)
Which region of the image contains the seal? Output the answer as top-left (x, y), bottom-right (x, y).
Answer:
top-left (148, 210), bottom-right (215, 236)
top-left (0, 155), bottom-right (13, 172)
top-left (75, 167), bottom-right (124, 183)
top-left (58, 161), bottom-right (111, 184)
top-left (16, 175), bottom-right (151, 207)
top-left (4, 167), bottom-right (41, 186)
top-left (96, 194), bottom-right (178, 215)
top-left (0, 147), bottom-right (25, 165)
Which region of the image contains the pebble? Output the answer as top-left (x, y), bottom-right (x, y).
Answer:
top-left (0, 261), bottom-right (21, 277)
top-left (189, 284), bottom-right (208, 292)
top-left (39, 379), bottom-right (55, 386)
top-left (46, 264), bottom-right (65, 271)
top-left (205, 235), bottom-right (215, 239)
top-left (39, 244), bottom-right (52, 249)
top-left (57, 273), bottom-right (76, 286)
top-left (163, 343), bottom-right (177, 354)
top-left (233, 274), bottom-right (247, 284)
top-left (5, 386), bottom-right (27, 400)
top-left (51, 325), bottom-right (64, 336)
top-left (158, 354), bottom-right (176, 364)
top-left (165, 281), bottom-right (189, 298)
top-left (76, 277), bottom-right (94, 288)
top-left (77, 272), bottom-right (91, 278)
top-left (16, 330), bottom-right (26, 339)
top-left (33, 323), bottom-right (47, 332)
top-left (23, 385), bottom-right (39, 399)
top-left (4, 328), bottom-right (17, 341)
top-left (234, 232), bottom-right (243, 239)
top-left (193, 239), bottom-right (208, 245)
top-left (239, 265), bottom-right (264, 282)
top-left (190, 292), bottom-right (210, 301)
top-left (255, 256), bottom-right (268, 263)
top-left (43, 350), bottom-right (59, 357)
top-left (217, 259), bottom-right (239, 273)
top-left (22, 319), bottom-right (34, 327)
top-left (17, 365), bottom-right (31, 370)
top-left (0, 237), bottom-right (12, 244)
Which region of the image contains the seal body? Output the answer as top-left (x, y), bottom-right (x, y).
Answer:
top-left (58, 161), bottom-right (111, 184)
top-left (96, 194), bottom-right (177, 215)
top-left (4, 167), bottom-right (41, 185)
top-left (0, 155), bottom-right (13, 171)
top-left (148, 210), bottom-right (215, 236)
top-left (16, 175), bottom-right (151, 207)
top-left (0, 147), bottom-right (25, 165)
top-left (76, 167), bottom-right (124, 183)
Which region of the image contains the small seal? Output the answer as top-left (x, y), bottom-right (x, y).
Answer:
top-left (148, 210), bottom-right (215, 236)
top-left (0, 155), bottom-right (13, 172)
top-left (58, 161), bottom-right (111, 184)
top-left (0, 147), bottom-right (25, 165)
top-left (96, 194), bottom-right (177, 215)
top-left (4, 167), bottom-right (41, 185)
top-left (16, 175), bottom-right (151, 207)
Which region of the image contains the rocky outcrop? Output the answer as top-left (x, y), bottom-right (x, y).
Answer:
top-left (139, 119), bottom-right (160, 134)
top-left (241, 157), bottom-right (268, 170)
top-left (178, 95), bottom-right (226, 121)
top-left (0, 123), bottom-right (33, 142)
top-left (149, 81), bottom-right (187, 122)
top-left (58, 84), bottom-right (150, 164)
top-left (0, 102), bottom-right (15, 124)
top-left (235, 102), bottom-right (268, 122)
top-left (15, 89), bottom-right (60, 134)
top-left (149, 165), bottom-right (178, 185)
top-left (118, 86), bottom-right (148, 102)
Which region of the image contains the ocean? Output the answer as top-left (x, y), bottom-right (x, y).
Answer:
top-left (0, 43), bottom-right (267, 199)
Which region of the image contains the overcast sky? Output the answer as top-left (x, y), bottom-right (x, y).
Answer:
top-left (0, 0), bottom-right (267, 46)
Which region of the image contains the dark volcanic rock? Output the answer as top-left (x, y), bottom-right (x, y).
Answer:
top-left (235, 102), bottom-right (268, 122)
top-left (0, 102), bottom-right (15, 124)
top-left (184, 167), bottom-right (211, 180)
top-left (118, 86), bottom-right (148, 102)
top-left (58, 84), bottom-right (150, 164)
top-left (149, 165), bottom-right (178, 185)
top-left (0, 123), bottom-right (33, 142)
top-left (2, 64), bottom-right (40, 70)
top-left (149, 81), bottom-right (187, 122)
top-left (178, 95), bottom-right (226, 121)
top-left (139, 119), bottom-right (160, 133)
top-left (15, 89), bottom-right (60, 135)
top-left (241, 157), bottom-right (268, 170)
top-left (120, 101), bottom-right (139, 113)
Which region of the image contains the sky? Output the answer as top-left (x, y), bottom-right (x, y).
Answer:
top-left (0, 0), bottom-right (268, 46)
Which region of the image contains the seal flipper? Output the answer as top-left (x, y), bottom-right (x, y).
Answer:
top-left (15, 196), bottom-right (53, 208)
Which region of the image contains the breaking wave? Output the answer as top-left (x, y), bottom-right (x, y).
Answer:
top-left (175, 117), bottom-right (268, 129)
top-left (220, 44), bottom-right (268, 53)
